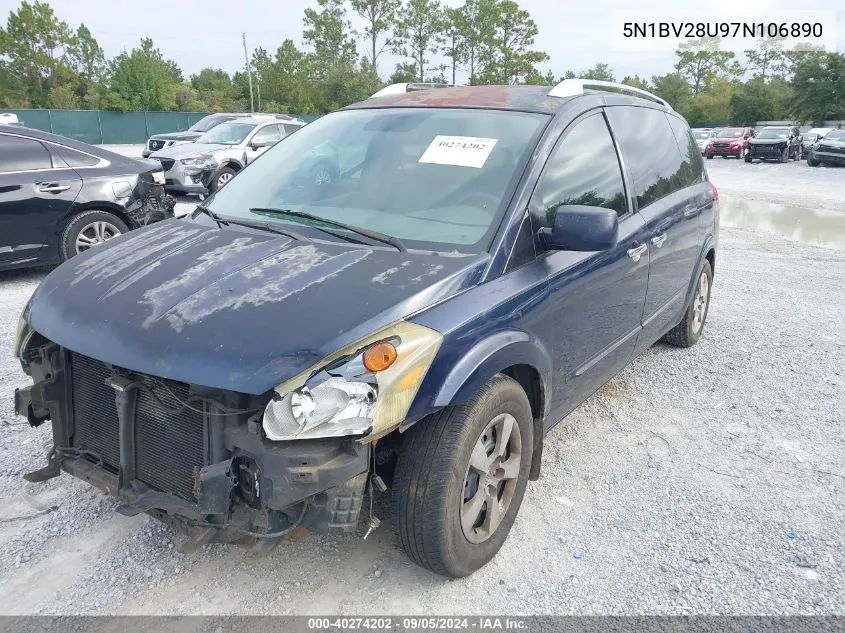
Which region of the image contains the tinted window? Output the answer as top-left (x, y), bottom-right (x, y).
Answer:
top-left (530, 112), bottom-right (627, 230)
top-left (667, 115), bottom-right (704, 190)
top-left (251, 124), bottom-right (282, 145)
top-left (50, 144), bottom-right (100, 167)
top-left (0, 134), bottom-right (52, 172)
top-left (606, 107), bottom-right (687, 210)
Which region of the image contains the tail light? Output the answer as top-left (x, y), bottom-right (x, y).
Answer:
top-left (712, 184), bottom-right (720, 216)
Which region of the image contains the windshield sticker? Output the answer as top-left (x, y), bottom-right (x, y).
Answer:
top-left (419, 135), bottom-right (498, 168)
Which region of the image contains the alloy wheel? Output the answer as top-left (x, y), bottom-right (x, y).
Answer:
top-left (691, 269), bottom-right (710, 334)
top-left (461, 413), bottom-right (522, 544)
top-left (75, 221), bottom-right (122, 254)
top-left (217, 172), bottom-right (234, 188)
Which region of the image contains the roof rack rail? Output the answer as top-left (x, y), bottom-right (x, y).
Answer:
top-left (548, 79), bottom-right (672, 110)
top-left (369, 82), bottom-right (452, 99)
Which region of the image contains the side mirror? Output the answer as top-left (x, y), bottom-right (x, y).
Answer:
top-left (249, 140), bottom-right (272, 150)
top-left (538, 205), bottom-right (619, 252)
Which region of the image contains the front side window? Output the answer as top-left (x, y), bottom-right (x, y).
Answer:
top-left (606, 107), bottom-right (688, 210)
top-left (0, 135), bottom-right (52, 172)
top-left (529, 112), bottom-right (627, 232)
top-left (251, 125), bottom-right (282, 145)
top-left (195, 123), bottom-right (257, 145)
top-left (205, 107), bottom-right (548, 252)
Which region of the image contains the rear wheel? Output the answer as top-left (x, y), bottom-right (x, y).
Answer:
top-left (706, 155), bottom-right (713, 160)
top-left (744, 155), bottom-right (753, 163)
top-left (662, 260), bottom-right (713, 348)
top-left (393, 374), bottom-right (533, 578)
top-left (807, 155), bottom-right (819, 167)
top-left (780, 147), bottom-right (789, 163)
top-left (60, 210), bottom-right (129, 261)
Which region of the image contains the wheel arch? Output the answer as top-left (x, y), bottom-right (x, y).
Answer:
top-left (61, 202), bottom-right (132, 235)
top-left (416, 330), bottom-right (553, 480)
top-left (219, 160), bottom-right (243, 172)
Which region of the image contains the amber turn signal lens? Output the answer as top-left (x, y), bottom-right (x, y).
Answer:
top-left (363, 341), bottom-right (398, 372)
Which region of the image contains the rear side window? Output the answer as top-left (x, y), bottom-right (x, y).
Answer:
top-left (529, 112), bottom-right (628, 230)
top-left (0, 134), bottom-right (52, 172)
top-left (252, 125), bottom-right (282, 145)
top-left (666, 116), bottom-right (704, 189)
top-left (50, 144), bottom-right (100, 168)
top-left (283, 124), bottom-right (302, 136)
top-left (606, 107), bottom-right (689, 210)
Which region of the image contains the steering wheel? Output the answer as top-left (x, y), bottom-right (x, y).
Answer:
top-left (456, 192), bottom-right (500, 211)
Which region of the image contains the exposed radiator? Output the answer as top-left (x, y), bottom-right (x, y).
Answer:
top-left (68, 353), bottom-right (205, 501)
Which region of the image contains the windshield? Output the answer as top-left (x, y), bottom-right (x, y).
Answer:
top-left (757, 128), bottom-right (790, 139)
top-left (189, 115), bottom-right (228, 133)
top-left (205, 107), bottom-right (548, 252)
top-left (822, 130), bottom-right (845, 142)
top-left (692, 131), bottom-right (710, 140)
top-left (715, 128), bottom-right (743, 138)
top-left (195, 122), bottom-right (256, 145)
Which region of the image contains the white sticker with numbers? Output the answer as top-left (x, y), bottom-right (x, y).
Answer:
top-left (418, 135), bottom-right (498, 168)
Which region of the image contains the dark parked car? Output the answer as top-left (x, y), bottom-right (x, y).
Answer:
top-left (142, 113), bottom-right (304, 158)
top-left (806, 128), bottom-right (845, 166)
top-left (0, 125), bottom-right (173, 272)
top-left (704, 127), bottom-right (754, 159)
top-left (745, 126), bottom-right (802, 163)
top-left (801, 127), bottom-right (833, 158)
top-left (14, 81), bottom-right (717, 578)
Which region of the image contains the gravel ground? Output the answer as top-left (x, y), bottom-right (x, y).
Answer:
top-left (0, 150), bottom-right (843, 616)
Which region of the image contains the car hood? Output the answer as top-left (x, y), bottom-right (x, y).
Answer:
top-left (150, 142), bottom-right (231, 159)
top-left (817, 138), bottom-right (845, 148)
top-left (749, 138), bottom-right (788, 145)
top-left (710, 137), bottom-right (744, 143)
top-left (25, 219), bottom-right (487, 394)
top-left (150, 131), bottom-right (202, 142)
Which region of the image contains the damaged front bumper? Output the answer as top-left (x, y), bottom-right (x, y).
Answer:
top-left (15, 343), bottom-right (371, 544)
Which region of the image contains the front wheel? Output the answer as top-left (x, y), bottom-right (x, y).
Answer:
top-left (807, 155), bottom-right (819, 167)
top-left (662, 260), bottom-right (713, 348)
top-left (744, 155), bottom-right (753, 163)
top-left (780, 147), bottom-right (789, 163)
top-left (208, 167), bottom-right (236, 193)
top-left (393, 374), bottom-right (533, 578)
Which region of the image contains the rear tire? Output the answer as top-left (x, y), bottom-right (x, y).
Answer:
top-left (780, 147), bottom-right (789, 163)
top-left (60, 210), bottom-right (129, 261)
top-left (706, 155), bottom-right (713, 159)
top-left (392, 374), bottom-right (533, 578)
top-left (807, 156), bottom-right (819, 167)
top-left (662, 260), bottom-right (713, 348)
top-left (744, 155), bottom-right (753, 163)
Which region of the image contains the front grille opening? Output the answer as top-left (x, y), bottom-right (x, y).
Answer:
top-left (68, 353), bottom-right (205, 501)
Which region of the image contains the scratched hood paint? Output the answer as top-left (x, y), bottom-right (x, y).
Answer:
top-left (25, 220), bottom-right (487, 394)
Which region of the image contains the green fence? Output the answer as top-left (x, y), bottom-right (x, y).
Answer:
top-left (5, 109), bottom-right (322, 144)
top-left (5, 109), bottom-right (211, 144)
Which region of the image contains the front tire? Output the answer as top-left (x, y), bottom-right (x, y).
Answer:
top-left (744, 155), bottom-right (753, 163)
top-left (393, 374), bottom-right (534, 578)
top-left (60, 210), bottom-right (129, 261)
top-left (662, 260), bottom-right (713, 348)
top-left (780, 147), bottom-right (789, 163)
top-left (807, 155), bottom-right (819, 167)
top-left (208, 167), bottom-right (236, 193)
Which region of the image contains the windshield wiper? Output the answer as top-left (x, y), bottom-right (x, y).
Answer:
top-left (194, 207), bottom-right (306, 240)
top-left (249, 207), bottom-right (407, 252)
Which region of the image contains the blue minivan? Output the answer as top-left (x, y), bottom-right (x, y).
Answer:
top-left (14, 80), bottom-right (718, 578)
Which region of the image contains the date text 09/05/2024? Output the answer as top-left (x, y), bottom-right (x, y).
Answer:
top-left (307, 617), bottom-right (528, 631)
top-left (622, 22), bottom-right (823, 39)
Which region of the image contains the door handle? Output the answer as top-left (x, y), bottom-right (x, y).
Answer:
top-left (37, 183), bottom-right (71, 193)
top-left (627, 243), bottom-right (647, 262)
top-left (651, 233), bottom-right (667, 248)
top-left (683, 205), bottom-right (700, 218)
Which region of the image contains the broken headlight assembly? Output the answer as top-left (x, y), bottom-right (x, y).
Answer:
top-left (13, 311), bottom-right (35, 359)
top-left (262, 321), bottom-right (442, 441)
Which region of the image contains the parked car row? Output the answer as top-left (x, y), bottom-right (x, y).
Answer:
top-left (1, 124), bottom-right (173, 272)
top-left (691, 124), bottom-right (844, 166)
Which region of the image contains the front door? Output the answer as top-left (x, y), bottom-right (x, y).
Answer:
top-left (0, 133), bottom-right (81, 267)
top-left (526, 110), bottom-right (650, 423)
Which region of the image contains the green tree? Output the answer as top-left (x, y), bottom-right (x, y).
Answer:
top-left (479, 0), bottom-right (548, 84)
top-left (791, 52), bottom-right (845, 122)
top-left (622, 75), bottom-right (650, 90)
top-left (392, 0), bottom-right (446, 82)
top-left (351, 0), bottom-right (399, 73)
top-left (675, 38), bottom-right (741, 95)
top-left (388, 61), bottom-right (419, 83)
top-left (66, 23), bottom-right (104, 83)
top-left (744, 37), bottom-right (786, 82)
top-left (0, 0), bottom-right (73, 106)
top-left (442, 7), bottom-right (463, 85)
top-left (105, 38), bottom-right (182, 110)
top-left (451, 0), bottom-right (496, 85)
top-left (651, 72), bottom-right (692, 111)
top-left (730, 77), bottom-right (793, 124)
top-left (578, 63), bottom-right (614, 82)
top-left (303, 0), bottom-right (358, 72)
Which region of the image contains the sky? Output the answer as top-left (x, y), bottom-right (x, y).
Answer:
top-left (2, 0), bottom-right (843, 83)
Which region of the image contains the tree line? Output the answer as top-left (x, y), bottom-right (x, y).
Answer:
top-left (1, 0), bottom-right (844, 125)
